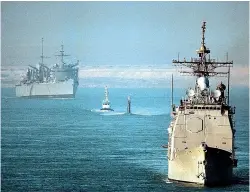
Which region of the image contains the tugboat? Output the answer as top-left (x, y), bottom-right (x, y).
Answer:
top-left (166, 22), bottom-right (237, 186)
top-left (100, 86), bottom-right (114, 111)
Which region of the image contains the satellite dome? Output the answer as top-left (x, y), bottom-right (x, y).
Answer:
top-left (214, 90), bottom-right (221, 100)
top-left (186, 88), bottom-right (195, 97)
top-left (200, 45), bottom-right (206, 52)
top-left (197, 77), bottom-right (209, 91)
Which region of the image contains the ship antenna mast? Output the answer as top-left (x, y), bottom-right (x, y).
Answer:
top-left (60, 45), bottom-right (64, 64)
top-left (56, 44), bottom-right (70, 67)
top-left (41, 38), bottom-right (44, 65)
top-left (201, 21), bottom-right (205, 49)
top-left (105, 86), bottom-right (109, 101)
top-left (40, 38), bottom-right (49, 65)
top-left (172, 21), bottom-right (233, 78)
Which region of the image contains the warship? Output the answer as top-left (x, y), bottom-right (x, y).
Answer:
top-left (166, 22), bottom-right (237, 186)
top-left (100, 86), bottom-right (114, 111)
top-left (15, 39), bottom-right (79, 98)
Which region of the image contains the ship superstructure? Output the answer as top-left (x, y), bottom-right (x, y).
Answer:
top-left (16, 39), bottom-right (79, 98)
top-left (100, 86), bottom-right (114, 111)
top-left (167, 22), bottom-right (237, 186)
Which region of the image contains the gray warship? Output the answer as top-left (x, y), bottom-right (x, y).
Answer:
top-left (166, 22), bottom-right (237, 186)
top-left (16, 39), bottom-right (79, 98)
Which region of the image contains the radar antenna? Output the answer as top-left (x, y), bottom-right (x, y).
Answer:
top-left (172, 21), bottom-right (233, 77)
top-left (55, 44), bottom-right (70, 66)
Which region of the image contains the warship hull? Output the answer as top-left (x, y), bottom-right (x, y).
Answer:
top-left (168, 146), bottom-right (233, 186)
top-left (15, 80), bottom-right (78, 98)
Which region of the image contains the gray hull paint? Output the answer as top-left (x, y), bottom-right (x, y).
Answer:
top-left (17, 94), bottom-right (75, 98)
top-left (167, 106), bottom-right (235, 186)
top-left (168, 146), bottom-right (233, 186)
top-left (16, 80), bottom-right (77, 98)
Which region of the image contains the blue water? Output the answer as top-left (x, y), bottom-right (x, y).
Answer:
top-left (1, 87), bottom-right (249, 191)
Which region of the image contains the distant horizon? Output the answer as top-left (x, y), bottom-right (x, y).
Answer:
top-left (1, 64), bottom-right (249, 88)
top-left (1, 77), bottom-right (249, 89)
top-left (1, 2), bottom-right (249, 88)
top-left (1, 85), bottom-right (249, 89)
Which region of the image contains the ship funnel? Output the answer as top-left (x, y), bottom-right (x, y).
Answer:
top-left (197, 76), bottom-right (209, 91)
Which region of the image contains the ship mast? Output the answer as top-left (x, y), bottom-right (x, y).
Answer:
top-left (38, 38), bottom-right (50, 82)
top-left (41, 38), bottom-right (44, 65)
top-left (172, 21), bottom-right (233, 78)
top-left (56, 45), bottom-right (70, 67)
top-left (104, 86), bottom-right (109, 102)
top-left (39, 38), bottom-right (50, 65)
top-left (172, 22), bottom-right (233, 105)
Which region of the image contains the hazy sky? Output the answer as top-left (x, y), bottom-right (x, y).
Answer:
top-left (1, 1), bottom-right (249, 87)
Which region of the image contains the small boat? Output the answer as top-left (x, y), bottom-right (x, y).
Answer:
top-left (100, 86), bottom-right (114, 111)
